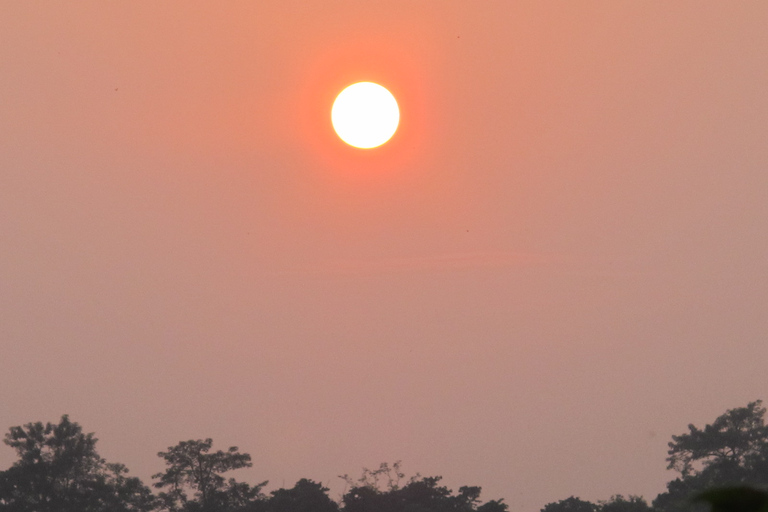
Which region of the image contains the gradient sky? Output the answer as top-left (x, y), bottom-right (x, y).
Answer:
top-left (2, 2), bottom-right (768, 511)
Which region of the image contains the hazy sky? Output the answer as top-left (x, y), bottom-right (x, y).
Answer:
top-left (2, 2), bottom-right (767, 511)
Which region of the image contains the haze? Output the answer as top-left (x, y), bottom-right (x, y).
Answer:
top-left (1, 3), bottom-right (767, 511)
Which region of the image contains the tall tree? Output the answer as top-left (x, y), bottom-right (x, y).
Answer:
top-left (0, 415), bottom-right (155, 512)
top-left (654, 401), bottom-right (768, 512)
top-left (666, 401), bottom-right (768, 480)
top-left (153, 438), bottom-right (265, 512)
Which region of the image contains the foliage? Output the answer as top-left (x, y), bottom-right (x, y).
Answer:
top-left (340, 461), bottom-right (411, 493)
top-left (541, 496), bottom-right (598, 512)
top-left (152, 438), bottom-right (265, 512)
top-left (598, 495), bottom-right (652, 512)
top-left (654, 401), bottom-right (768, 512)
top-left (341, 463), bottom-right (507, 512)
top-left (265, 479), bottom-right (339, 512)
top-left (667, 401), bottom-right (768, 479)
top-left (694, 486), bottom-right (768, 512)
top-left (4, 402), bottom-right (768, 512)
top-left (0, 415), bottom-right (156, 512)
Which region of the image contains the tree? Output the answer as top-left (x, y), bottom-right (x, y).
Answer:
top-left (0, 415), bottom-right (156, 512)
top-left (340, 463), bottom-right (507, 512)
top-left (265, 479), bottom-right (338, 512)
top-left (340, 461), bottom-right (409, 494)
top-left (666, 401), bottom-right (768, 481)
top-left (654, 401), bottom-right (768, 512)
top-left (540, 496), bottom-right (598, 512)
top-left (598, 495), bottom-right (652, 512)
top-left (153, 438), bottom-right (265, 512)
top-left (694, 486), bottom-right (768, 512)
top-left (476, 499), bottom-right (509, 512)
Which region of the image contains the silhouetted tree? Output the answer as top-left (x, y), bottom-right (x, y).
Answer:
top-left (341, 463), bottom-right (507, 512)
top-left (476, 499), bottom-right (509, 512)
top-left (694, 486), bottom-right (768, 512)
top-left (654, 401), bottom-right (768, 512)
top-left (667, 401), bottom-right (768, 480)
top-left (340, 461), bottom-right (409, 493)
top-left (541, 496), bottom-right (598, 512)
top-left (599, 495), bottom-right (652, 512)
top-left (0, 415), bottom-right (156, 512)
top-left (264, 479), bottom-right (338, 512)
top-left (152, 438), bottom-right (265, 512)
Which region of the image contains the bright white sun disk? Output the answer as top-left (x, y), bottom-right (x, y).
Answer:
top-left (332, 82), bottom-right (399, 149)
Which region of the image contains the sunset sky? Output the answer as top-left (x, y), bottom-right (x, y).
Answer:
top-left (2, 2), bottom-right (767, 511)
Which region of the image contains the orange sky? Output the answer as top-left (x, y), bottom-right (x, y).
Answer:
top-left (2, 2), bottom-right (768, 511)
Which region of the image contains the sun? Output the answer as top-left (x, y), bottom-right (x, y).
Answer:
top-left (331, 82), bottom-right (399, 149)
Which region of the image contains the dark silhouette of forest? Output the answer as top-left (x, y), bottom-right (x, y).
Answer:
top-left (1, 401), bottom-right (767, 512)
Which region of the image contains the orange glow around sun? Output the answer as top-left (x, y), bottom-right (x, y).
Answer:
top-left (292, 35), bottom-right (438, 179)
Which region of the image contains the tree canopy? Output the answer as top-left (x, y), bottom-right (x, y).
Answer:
top-left (0, 415), bottom-right (155, 512)
top-left (541, 496), bottom-right (598, 512)
top-left (666, 401), bottom-right (768, 480)
top-left (599, 495), bottom-right (653, 512)
top-left (342, 471), bottom-right (507, 512)
top-left (265, 479), bottom-right (339, 512)
top-left (152, 438), bottom-right (265, 512)
top-left (2, 401), bottom-right (768, 512)
top-left (654, 400), bottom-right (768, 512)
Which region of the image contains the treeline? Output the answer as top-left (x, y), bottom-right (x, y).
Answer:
top-left (541, 400), bottom-right (768, 512)
top-left (1, 401), bottom-right (767, 512)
